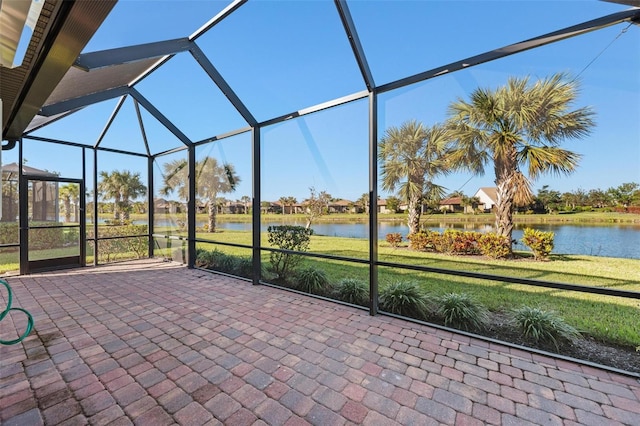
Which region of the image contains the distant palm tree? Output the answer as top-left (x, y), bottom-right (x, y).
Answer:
top-left (284, 196), bottom-right (297, 214)
top-left (379, 120), bottom-right (451, 235)
top-left (240, 195), bottom-right (251, 214)
top-left (59, 184), bottom-right (79, 222)
top-left (446, 73), bottom-right (595, 253)
top-left (356, 193), bottom-right (369, 214)
top-left (278, 197), bottom-right (288, 215)
top-left (160, 157), bottom-right (239, 232)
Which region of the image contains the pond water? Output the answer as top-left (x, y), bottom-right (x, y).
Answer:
top-left (212, 220), bottom-right (640, 259)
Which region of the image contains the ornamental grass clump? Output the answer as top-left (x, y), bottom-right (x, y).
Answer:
top-left (334, 278), bottom-right (369, 306)
top-left (295, 267), bottom-right (331, 296)
top-left (379, 281), bottom-right (429, 319)
top-left (434, 292), bottom-right (489, 331)
top-left (511, 306), bottom-right (580, 350)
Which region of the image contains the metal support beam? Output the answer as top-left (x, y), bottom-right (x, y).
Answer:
top-left (251, 127), bottom-right (261, 285)
top-left (95, 95), bottom-right (128, 149)
top-left (93, 148), bottom-right (99, 266)
top-left (189, 43), bottom-right (257, 126)
top-left (259, 90), bottom-right (369, 128)
top-left (74, 38), bottom-right (192, 71)
top-left (334, 0), bottom-right (375, 91)
top-left (190, 0), bottom-right (248, 42)
top-left (378, 8), bottom-right (640, 94)
top-left (39, 86), bottom-right (130, 117)
top-left (134, 99), bottom-right (151, 156)
top-left (80, 148), bottom-right (87, 267)
top-left (187, 145), bottom-right (196, 268)
top-left (148, 156), bottom-right (154, 259)
top-left (368, 92), bottom-right (379, 316)
top-left (129, 88), bottom-right (193, 147)
top-left (18, 140), bottom-right (27, 275)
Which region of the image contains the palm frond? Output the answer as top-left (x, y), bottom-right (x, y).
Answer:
top-left (519, 146), bottom-right (582, 179)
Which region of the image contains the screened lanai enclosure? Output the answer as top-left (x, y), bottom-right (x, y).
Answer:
top-left (1, 1), bottom-right (639, 368)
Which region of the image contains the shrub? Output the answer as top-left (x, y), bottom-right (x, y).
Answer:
top-left (0, 222), bottom-right (19, 245)
top-left (88, 224), bottom-right (149, 262)
top-left (385, 233), bottom-right (403, 248)
top-left (234, 257), bottom-right (255, 279)
top-left (379, 281), bottom-right (429, 319)
top-left (295, 267), bottom-right (331, 295)
top-left (334, 278), bottom-right (369, 306)
top-left (407, 231), bottom-right (439, 251)
top-left (195, 249), bottom-right (256, 279)
top-left (267, 225), bottom-right (313, 280)
top-left (195, 248), bottom-right (213, 268)
top-left (434, 292), bottom-right (489, 331)
top-left (521, 228), bottom-right (554, 260)
top-left (438, 230), bottom-right (481, 255)
top-left (218, 254), bottom-right (239, 275)
top-left (510, 306), bottom-right (580, 350)
top-left (478, 233), bottom-right (511, 259)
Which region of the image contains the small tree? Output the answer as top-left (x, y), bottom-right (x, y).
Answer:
top-left (267, 225), bottom-right (313, 281)
top-left (304, 187), bottom-right (329, 229)
top-left (385, 196), bottom-right (401, 213)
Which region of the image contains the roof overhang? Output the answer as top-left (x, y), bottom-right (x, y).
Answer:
top-left (1, 0), bottom-right (116, 141)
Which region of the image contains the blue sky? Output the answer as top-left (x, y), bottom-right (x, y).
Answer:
top-left (18, 0), bottom-right (640, 203)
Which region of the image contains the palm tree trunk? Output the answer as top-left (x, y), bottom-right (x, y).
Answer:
top-left (122, 198), bottom-right (130, 221)
top-left (407, 194), bottom-right (421, 235)
top-left (113, 195), bottom-right (121, 221)
top-left (495, 180), bottom-right (515, 241)
top-left (208, 201), bottom-right (216, 233)
top-left (64, 198), bottom-right (71, 222)
top-left (494, 151), bottom-right (518, 255)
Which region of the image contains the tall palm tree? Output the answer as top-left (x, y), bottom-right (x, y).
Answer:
top-left (160, 156), bottom-right (240, 232)
top-left (59, 183), bottom-right (79, 222)
top-left (98, 170), bottom-right (146, 222)
top-left (98, 171), bottom-right (122, 221)
top-left (379, 120), bottom-right (451, 235)
top-left (118, 171), bottom-right (146, 221)
top-left (446, 73), bottom-right (595, 253)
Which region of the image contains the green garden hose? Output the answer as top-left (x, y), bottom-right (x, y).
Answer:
top-left (0, 279), bottom-right (34, 345)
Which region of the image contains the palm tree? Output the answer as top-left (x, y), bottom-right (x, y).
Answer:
top-left (278, 196), bottom-right (288, 215)
top-left (98, 170), bottom-right (146, 222)
top-left (285, 196), bottom-right (297, 215)
top-left (240, 195), bottom-right (251, 214)
top-left (59, 184), bottom-right (79, 222)
top-left (446, 73), bottom-right (595, 253)
top-left (98, 171), bottom-right (122, 221)
top-left (356, 193), bottom-right (369, 214)
top-left (379, 120), bottom-right (451, 235)
top-left (160, 156), bottom-right (240, 233)
top-left (118, 170), bottom-right (146, 221)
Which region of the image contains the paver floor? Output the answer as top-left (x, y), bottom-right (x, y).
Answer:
top-left (1, 259), bottom-right (639, 425)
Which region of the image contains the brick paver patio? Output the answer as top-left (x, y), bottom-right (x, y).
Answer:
top-left (1, 259), bottom-right (639, 425)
